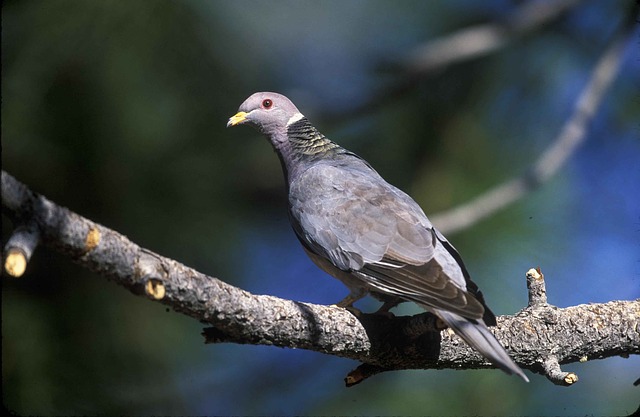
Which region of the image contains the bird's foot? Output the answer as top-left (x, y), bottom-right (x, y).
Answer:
top-left (334, 290), bottom-right (367, 309)
top-left (372, 299), bottom-right (400, 318)
top-left (371, 306), bottom-right (396, 319)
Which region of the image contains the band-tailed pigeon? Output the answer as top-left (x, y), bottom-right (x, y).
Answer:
top-left (227, 92), bottom-right (528, 381)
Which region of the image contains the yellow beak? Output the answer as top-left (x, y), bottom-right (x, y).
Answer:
top-left (227, 111), bottom-right (248, 127)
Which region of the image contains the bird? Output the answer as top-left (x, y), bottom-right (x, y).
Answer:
top-left (227, 92), bottom-right (529, 382)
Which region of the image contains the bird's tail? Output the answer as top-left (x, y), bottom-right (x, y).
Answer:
top-left (433, 309), bottom-right (529, 382)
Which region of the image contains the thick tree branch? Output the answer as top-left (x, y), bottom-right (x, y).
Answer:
top-left (2, 170), bottom-right (639, 386)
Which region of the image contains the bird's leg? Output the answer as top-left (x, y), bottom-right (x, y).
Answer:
top-left (370, 293), bottom-right (402, 317)
top-left (335, 288), bottom-right (367, 308)
top-left (373, 300), bottom-right (399, 318)
top-left (334, 289), bottom-right (367, 317)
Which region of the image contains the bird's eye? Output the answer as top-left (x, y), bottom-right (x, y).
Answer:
top-left (262, 99), bottom-right (273, 109)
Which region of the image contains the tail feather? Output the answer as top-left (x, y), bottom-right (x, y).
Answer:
top-left (434, 309), bottom-right (529, 382)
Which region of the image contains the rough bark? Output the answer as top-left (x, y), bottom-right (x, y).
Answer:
top-left (3, 170), bottom-right (639, 386)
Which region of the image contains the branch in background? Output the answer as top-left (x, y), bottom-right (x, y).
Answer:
top-left (336, 0), bottom-right (584, 119)
top-left (431, 15), bottom-right (634, 234)
top-left (402, 0), bottom-right (584, 75)
top-left (2, 170), bottom-right (639, 386)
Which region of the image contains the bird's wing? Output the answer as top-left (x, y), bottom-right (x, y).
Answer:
top-left (289, 161), bottom-right (485, 319)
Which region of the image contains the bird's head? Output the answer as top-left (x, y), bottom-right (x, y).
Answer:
top-left (227, 92), bottom-right (304, 137)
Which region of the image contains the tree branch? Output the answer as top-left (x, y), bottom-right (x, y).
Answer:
top-left (430, 5), bottom-right (636, 234)
top-left (2, 170), bottom-right (639, 386)
top-left (401, 0), bottom-right (585, 76)
top-left (335, 0), bottom-right (584, 120)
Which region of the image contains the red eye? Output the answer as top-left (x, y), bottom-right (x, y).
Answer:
top-left (262, 99), bottom-right (273, 109)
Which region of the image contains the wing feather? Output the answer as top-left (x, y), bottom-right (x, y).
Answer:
top-left (289, 161), bottom-right (485, 319)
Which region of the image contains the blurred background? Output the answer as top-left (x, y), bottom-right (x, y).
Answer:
top-left (2, 0), bottom-right (639, 415)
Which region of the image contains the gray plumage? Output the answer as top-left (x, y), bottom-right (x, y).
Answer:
top-left (227, 92), bottom-right (528, 382)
